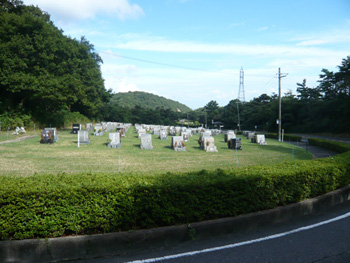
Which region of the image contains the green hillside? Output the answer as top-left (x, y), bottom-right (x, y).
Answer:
top-left (110, 91), bottom-right (192, 113)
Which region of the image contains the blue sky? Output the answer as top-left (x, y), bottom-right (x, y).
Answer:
top-left (24, 0), bottom-right (350, 109)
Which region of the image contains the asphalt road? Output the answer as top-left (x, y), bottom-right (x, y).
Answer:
top-left (75, 202), bottom-right (350, 263)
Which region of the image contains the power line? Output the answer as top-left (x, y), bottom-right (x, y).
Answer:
top-left (98, 51), bottom-right (220, 73)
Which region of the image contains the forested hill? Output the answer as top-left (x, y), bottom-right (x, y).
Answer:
top-left (110, 91), bottom-right (192, 113)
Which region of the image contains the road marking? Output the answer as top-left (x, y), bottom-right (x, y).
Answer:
top-left (126, 212), bottom-right (350, 263)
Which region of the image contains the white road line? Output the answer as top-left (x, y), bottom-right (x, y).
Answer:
top-left (126, 212), bottom-right (350, 263)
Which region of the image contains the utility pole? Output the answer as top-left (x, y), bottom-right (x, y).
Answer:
top-left (278, 68), bottom-right (288, 141)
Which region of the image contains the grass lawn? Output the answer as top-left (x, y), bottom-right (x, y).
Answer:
top-left (0, 126), bottom-right (313, 176)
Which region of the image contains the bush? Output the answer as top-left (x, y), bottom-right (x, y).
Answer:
top-left (1, 150), bottom-right (349, 240)
top-left (62, 111), bottom-right (91, 129)
top-left (308, 138), bottom-right (350, 153)
top-left (265, 133), bottom-right (302, 142)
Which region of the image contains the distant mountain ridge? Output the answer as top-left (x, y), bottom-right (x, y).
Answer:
top-left (110, 91), bottom-right (192, 113)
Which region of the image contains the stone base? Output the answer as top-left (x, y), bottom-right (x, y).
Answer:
top-left (108, 143), bottom-right (121, 148)
top-left (175, 147), bottom-right (186, 151)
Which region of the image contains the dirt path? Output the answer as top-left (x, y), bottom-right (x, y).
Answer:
top-left (0, 135), bottom-right (37, 145)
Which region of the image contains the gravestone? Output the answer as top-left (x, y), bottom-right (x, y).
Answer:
top-left (94, 125), bottom-right (104, 136)
top-left (140, 134), bottom-right (153, 150)
top-left (182, 131), bottom-right (190, 142)
top-left (71, 123), bottom-right (81, 134)
top-left (45, 128), bottom-right (58, 142)
top-left (108, 132), bottom-right (121, 148)
top-left (247, 132), bottom-right (255, 140)
top-left (228, 138), bottom-right (242, 150)
top-left (202, 136), bottom-right (218, 152)
top-left (172, 136), bottom-right (186, 151)
top-left (78, 130), bottom-right (90, 145)
top-left (159, 130), bottom-right (168, 140)
top-left (255, 134), bottom-right (267, 145)
top-left (225, 130), bottom-right (236, 142)
top-left (138, 129), bottom-right (146, 138)
top-left (86, 123), bottom-right (93, 132)
top-left (40, 128), bottom-right (56, 144)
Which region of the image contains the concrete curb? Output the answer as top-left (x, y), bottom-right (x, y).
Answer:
top-left (1, 185), bottom-right (350, 263)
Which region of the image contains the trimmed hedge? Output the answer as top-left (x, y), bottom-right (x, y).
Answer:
top-left (308, 138), bottom-right (350, 154)
top-left (265, 133), bottom-right (302, 142)
top-left (1, 151), bottom-right (349, 240)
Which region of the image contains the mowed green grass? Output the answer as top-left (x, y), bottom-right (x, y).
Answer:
top-left (0, 126), bottom-right (313, 176)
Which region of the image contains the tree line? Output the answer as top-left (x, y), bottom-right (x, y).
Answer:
top-left (0, 1), bottom-right (111, 128)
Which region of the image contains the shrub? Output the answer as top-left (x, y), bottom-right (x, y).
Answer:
top-left (1, 150), bottom-right (349, 240)
top-left (308, 138), bottom-right (350, 153)
top-left (265, 133), bottom-right (302, 142)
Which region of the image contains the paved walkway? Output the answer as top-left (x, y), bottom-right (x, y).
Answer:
top-left (285, 140), bottom-right (338, 159)
top-left (0, 135), bottom-right (37, 145)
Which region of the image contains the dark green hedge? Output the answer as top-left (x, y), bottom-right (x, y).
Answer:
top-left (265, 133), bottom-right (302, 142)
top-left (308, 138), bottom-right (350, 153)
top-left (1, 151), bottom-right (349, 240)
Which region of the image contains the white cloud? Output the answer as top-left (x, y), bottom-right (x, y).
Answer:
top-left (109, 36), bottom-right (346, 59)
top-left (257, 26), bottom-right (268, 31)
top-left (23, 0), bottom-right (144, 22)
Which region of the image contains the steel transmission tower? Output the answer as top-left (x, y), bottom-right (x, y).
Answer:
top-left (236, 67), bottom-right (245, 131)
top-left (237, 67), bottom-right (245, 102)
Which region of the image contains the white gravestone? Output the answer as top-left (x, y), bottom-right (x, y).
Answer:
top-left (78, 130), bottom-right (90, 145)
top-left (202, 136), bottom-right (218, 152)
top-left (140, 134), bottom-right (153, 150)
top-left (108, 132), bottom-right (121, 148)
top-left (255, 134), bottom-right (267, 145)
top-left (159, 130), bottom-right (168, 140)
top-left (172, 136), bottom-right (186, 151)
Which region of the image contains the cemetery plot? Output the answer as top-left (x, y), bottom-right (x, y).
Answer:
top-left (0, 126), bottom-right (313, 176)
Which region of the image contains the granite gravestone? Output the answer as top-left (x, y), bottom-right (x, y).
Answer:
top-left (71, 123), bottom-right (81, 134)
top-left (202, 136), bottom-right (218, 152)
top-left (159, 130), bottom-right (168, 140)
top-left (172, 136), bottom-right (186, 151)
top-left (228, 138), bottom-right (242, 150)
top-left (108, 132), bottom-right (121, 148)
top-left (255, 134), bottom-right (267, 145)
top-left (78, 130), bottom-right (90, 145)
top-left (94, 125), bottom-right (104, 136)
top-left (140, 134), bottom-right (153, 150)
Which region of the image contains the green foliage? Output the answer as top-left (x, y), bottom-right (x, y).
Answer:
top-left (0, 110), bottom-right (32, 128)
top-left (61, 111), bottom-right (91, 129)
top-left (0, 2), bottom-right (111, 127)
top-left (308, 138), bottom-right (350, 153)
top-left (265, 133), bottom-right (302, 142)
top-left (1, 150), bottom-right (349, 240)
top-left (110, 91), bottom-right (192, 113)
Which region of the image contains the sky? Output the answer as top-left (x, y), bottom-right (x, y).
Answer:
top-left (23, 0), bottom-right (350, 110)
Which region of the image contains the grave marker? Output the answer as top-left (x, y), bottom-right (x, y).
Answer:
top-left (140, 134), bottom-right (153, 150)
